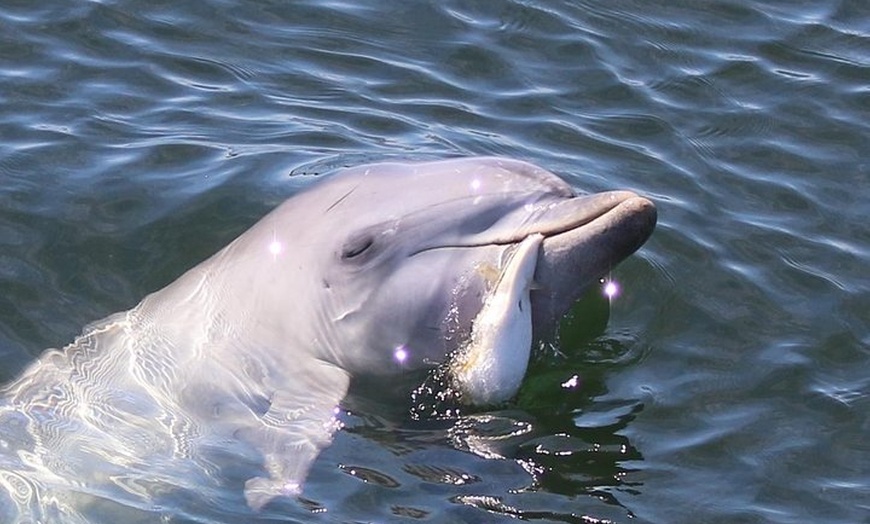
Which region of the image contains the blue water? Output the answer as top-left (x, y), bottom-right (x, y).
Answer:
top-left (1, 0), bottom-right (868, 522)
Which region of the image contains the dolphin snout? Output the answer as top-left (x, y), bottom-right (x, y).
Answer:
top-left (530, 192), bottom-right (656, 338)
top-left (610, 195), bottom-right (657, 254)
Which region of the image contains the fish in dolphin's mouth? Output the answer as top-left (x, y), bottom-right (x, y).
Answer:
top-left (450, 234), bottom-right (544, 406)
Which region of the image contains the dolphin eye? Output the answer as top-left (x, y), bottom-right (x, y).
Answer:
top-left (341, 235), bottom-right (375, 260)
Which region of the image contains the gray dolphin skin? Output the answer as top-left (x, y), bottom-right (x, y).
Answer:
top-left (0, 157), bottom-right (655, 518)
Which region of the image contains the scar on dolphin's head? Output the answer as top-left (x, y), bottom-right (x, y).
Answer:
top-left (325, 183), bottom-right (361, 213)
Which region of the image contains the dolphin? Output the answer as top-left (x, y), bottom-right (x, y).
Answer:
top-left (0, 157), bottom-right (655, 517)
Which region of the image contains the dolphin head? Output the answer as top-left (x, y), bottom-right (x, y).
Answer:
top-left (233, 157), bottom-right (655, 398)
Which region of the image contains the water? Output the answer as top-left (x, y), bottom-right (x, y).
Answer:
top-left (0, 0), bottom-right (868, 522)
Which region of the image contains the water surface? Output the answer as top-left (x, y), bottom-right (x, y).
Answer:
top-left (1, 0), bottom-right (868, 522)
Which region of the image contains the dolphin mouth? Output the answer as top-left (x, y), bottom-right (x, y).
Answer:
top-left (407, 188), bottom-right (656, 336)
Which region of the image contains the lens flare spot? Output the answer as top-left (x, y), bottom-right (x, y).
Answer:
top-left (602, 279), bottom-right (619, 299)
top-left (269, 240), bottom-right (283, 256)
top-left (394, 346), bottom-right (408, 364)
top-left (470, 178), bottom-right (481, 192)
